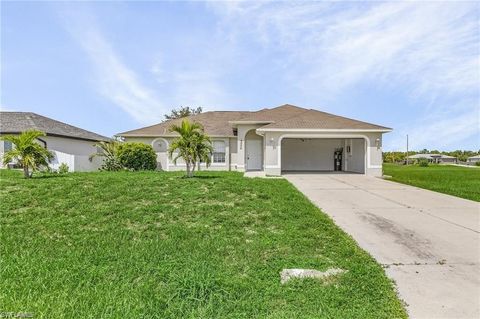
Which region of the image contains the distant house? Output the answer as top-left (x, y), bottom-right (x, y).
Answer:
top-left (0, 112), bottom-right (110, 172)
top-left (117, 104), bottom-right (391, 176)
top-left (467, 155), bottom-right (480, 164)
top-left (407, 153), bottom-right (457, 164)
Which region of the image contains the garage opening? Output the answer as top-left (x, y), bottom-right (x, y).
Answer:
top-left (280, 138), bottom-right (365, 174)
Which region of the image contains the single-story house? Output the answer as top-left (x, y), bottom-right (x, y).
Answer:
top-left (0, 112), bottom-right (110, 171)
top-left (467, 155), bottom-right (480, 163)
top-left (117, 104), bottom-right (391, 176)
top-left (407, 153), bottom-right (457, 164)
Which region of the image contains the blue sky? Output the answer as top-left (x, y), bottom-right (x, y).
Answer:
top-left (1, 1), bottom-right (479, 151)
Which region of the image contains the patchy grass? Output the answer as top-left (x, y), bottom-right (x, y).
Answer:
top-left (0, 169), bottom-right (406, 318)
top-left (384, 163), bottom-right (480, 202)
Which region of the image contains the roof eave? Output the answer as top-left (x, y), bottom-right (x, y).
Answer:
top-left (256, 128), bottom-right (393, 133)
top-left (0, 131), bottom-right (111, 142)
top-left (228, 120), bottom-right (275, 126)
top-left (116, 134), bottom-right (236, 138)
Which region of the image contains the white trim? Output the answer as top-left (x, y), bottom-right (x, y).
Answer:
top-left (257, 128), bottom-right (391, 133)
top-left (119, 134), bottom-right (235, 138)
top-left (369, 165), bottom-right (383, 169)
top-left (229, 120), bottom-right (274, 125)
top-left (277, 134), bottom-right (374, 174)
top-left (169, 163), bottom-right (227, 167)
top-left (265, 165), bottom-right (280, 169)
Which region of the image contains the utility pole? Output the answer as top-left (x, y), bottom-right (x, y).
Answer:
top-left (406, 134), bottom-right (409, 165)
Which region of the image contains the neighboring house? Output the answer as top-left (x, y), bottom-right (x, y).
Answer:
top-left (467, 155), bottom-right (480, 163)
top-left (407, 153), bottom-right (458, 164)
top-left (0, 112), bottom-right (110, 171)
top-left (117, 104), bottom-right (391, 176)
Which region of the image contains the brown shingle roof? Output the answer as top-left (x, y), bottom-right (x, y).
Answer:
top-left (117, 111), bottom-right (251, 137)
top-left (117, 104), bottom-right (391, 137)
top-left (234, 104), bottom-right (308, 121)
top-left (258, 108), bottom-right (392, 131)
top-left (0, 112), bottom-right (110, 141)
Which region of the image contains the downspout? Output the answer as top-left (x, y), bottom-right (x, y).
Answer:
top-left (37, 138), bottom-right (47, 148)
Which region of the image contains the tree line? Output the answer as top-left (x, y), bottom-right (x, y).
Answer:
top-left (383, 149), bottom-right (480, 163)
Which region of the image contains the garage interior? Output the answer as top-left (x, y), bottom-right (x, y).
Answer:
top-left (281, 138), bottom-right (365, 174)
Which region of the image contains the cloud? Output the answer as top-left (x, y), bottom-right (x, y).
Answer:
top-left (59, 7), bottom-right (165, 124)
top-left (209, 1), bottom-right (479, 150)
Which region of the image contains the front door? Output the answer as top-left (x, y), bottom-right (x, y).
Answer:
top-left (246, 139), bottom-right (262, 170)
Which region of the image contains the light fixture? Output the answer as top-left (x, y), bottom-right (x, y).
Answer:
top-left (375, 138), bottom-right (380, 149)
top-left (240, 139), bottom-right (243, 150)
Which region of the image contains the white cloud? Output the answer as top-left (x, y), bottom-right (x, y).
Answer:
top-left (209, 1), bottom-right (479, 150)
top-left (59, 8), bottom-right (165, 125)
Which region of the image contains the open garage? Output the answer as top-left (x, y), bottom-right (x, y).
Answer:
top-left (280, 138), bottom-right (366, 174)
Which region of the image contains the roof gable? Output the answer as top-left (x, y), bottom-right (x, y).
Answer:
top-left (257, 108), bottom-right (391, 131)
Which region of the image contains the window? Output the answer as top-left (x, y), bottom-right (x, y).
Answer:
top-left (212, 140), bottom-right (226, 163)
top-left (4, 141), bottom-right (12, 152)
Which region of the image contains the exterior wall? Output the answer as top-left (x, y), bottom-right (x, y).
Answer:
top-left (345, 138), bottom-right (366, 174)
top-left (0, 135), bottom-right (103, 172)
top-left (123, 136), bottom-right (233, 172)
top-left (263, 131), bottom-right (383, 177)
top-left (229, 138), bottom-right (238, 170)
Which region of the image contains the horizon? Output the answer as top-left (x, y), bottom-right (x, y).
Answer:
top-left (1, 1), bottom-right (479, 151)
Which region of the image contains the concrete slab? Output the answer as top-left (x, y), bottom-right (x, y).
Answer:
top-left (285, 173), bottom-right (480, 319)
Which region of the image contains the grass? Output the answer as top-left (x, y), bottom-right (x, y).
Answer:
top-left (0, 169), bottom-right (406, 318)
top-left (383, 163), bottom-right (480, 202)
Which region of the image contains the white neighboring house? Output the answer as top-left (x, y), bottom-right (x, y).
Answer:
top-left (467, 155), bottom-right (480, 164)
top-left (407, 153), bottom-right (457, 164)
top-left (0, 112), bottom-right (110, 172)
top-left (117, 104), bottom-right (391, 177)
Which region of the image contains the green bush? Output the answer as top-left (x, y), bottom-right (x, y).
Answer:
top-left (117, 142), bottom-right (157, 171)
top-left (475, 161), bottom-right (480, 167)
top-left (58, 163), bottom-right (69, 174)
top-left (418, 159), bottom-right (429, 167)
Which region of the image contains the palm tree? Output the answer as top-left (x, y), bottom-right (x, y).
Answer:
top-left (192, 133), bottom-right (213, 172)
top-left (168, 119), bottom-right (212, 177)
top-left (1, 130), bottom-right (53, 178)
top-left (89, 140), bottom-right (122, 171)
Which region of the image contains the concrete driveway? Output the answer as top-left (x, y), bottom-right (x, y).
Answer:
top-left (284, 173), bottom-right (480, 319)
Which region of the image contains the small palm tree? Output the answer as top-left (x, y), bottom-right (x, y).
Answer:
top-left (168, 119), bottom-right (212, 177)
top-left (89, 140), bottom-right (122, 171)
top-left (1, 130), bottom-right (53, 178)
top-left (192, 133), bottom-right (213, 172)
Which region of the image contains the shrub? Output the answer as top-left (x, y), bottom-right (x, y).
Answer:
top-left (418, 159), bottom-right (429, 167)
top-left (117, 142), bottom-right (157, 171)
top-left (475, 161), bottom-right (480, 167)
top-left (58, 163), bottom-right (69, 174)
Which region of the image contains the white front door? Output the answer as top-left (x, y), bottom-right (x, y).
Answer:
top-left (246, 139), bottom-right (262, 170)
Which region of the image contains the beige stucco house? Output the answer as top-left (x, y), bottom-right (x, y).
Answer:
top-left (117, 104), bottom-right (391, 176)
top-left (0, 112), bottom-right (110, 172)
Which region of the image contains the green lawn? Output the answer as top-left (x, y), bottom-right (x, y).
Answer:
top-left (383, 163), bottom-right (480, 202)
top-left (0, 169), bottom-right (406, 318)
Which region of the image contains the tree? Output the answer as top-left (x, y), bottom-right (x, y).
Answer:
top-left (192, 133), bottom-right (213, 171)
top-left (164, 106), bottom-right (202, 120)
top-left (1, 130), bottom-right (53, 178)
top-left (89, 140), bottom-right (123, 171)
top-left (168, 119), bottom-right (212, 177)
